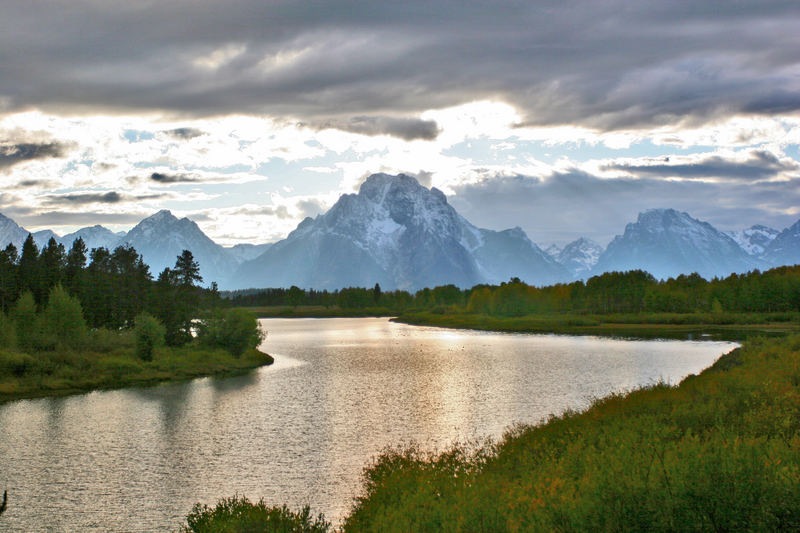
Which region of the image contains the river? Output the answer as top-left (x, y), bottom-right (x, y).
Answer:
top-left (0, 317), bottom-right (736, 531)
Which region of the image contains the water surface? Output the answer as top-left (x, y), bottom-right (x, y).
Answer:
top-left (0, 317), bottom-right (736, 531)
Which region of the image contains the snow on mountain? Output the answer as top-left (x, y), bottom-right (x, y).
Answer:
top-left (122, 210), bottom-right (236, 285)
top-left (557, 237), bottom-right (603, 278)
top-left (32, 230), bottom-right (58, 249)
top-left (232, 173), bottom-right (569, 290)
top-left (226, 243), bottom-right (274, 264)
top-left (61, 225), bottom-right (124, 251)
top-left (592, 208), bottom-right (763, 280)
top-left (544, 244), bottom-right (561, 258)
top-left (726, 225), bottom-right (779, 256)
top-left (761, 219), bottom-right (800, 267)
top-left (0, 213), bottom-right (31, 250)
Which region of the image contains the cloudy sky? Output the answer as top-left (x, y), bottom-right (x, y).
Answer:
top-left (1, 0), bottom-right (800, 247)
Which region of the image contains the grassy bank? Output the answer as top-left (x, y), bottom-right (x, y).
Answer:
top-left (340, 334), bottom-right (800, 531)
top-left (394, 310), bottom-right (800, 340)
top-left (0, 330), bottom-right (273, 403)
top-left (241, 305), bottom-right (395, 318)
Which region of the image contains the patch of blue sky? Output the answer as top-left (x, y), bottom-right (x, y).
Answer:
top-left (444, 136), bottom-right (714, 166)
top-left (123, 130), bottom-right (154, 142)
top-left (782, 143), bottom-right (800, 161)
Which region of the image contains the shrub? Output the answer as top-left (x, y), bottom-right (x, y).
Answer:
top-left (182, 496), bottom-right (330, 533)
top-left (134, 313), bottom-right (165, 361)
top-left (199, 309), bottom-right (266, 357)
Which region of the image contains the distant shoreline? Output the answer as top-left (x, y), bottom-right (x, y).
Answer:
top-left (0, 347), bottom-right (273, 405)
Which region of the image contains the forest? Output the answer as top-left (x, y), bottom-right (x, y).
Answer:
top-left (0, 235), bottom-right (268, 402)
top-left (225, 265), bottom-right (800, 316)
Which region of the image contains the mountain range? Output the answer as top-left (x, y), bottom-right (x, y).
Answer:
top-left (1, 173), bottom-right (799, 290)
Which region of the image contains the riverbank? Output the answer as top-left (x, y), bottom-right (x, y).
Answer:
top-left (241, 305), bottom-right (394, 318)
top-left (341, 333), bottom-right (800, 531)
top-left (393, 310), bottom-right (800, 340)
top-left (185, 332), bottom-right (800, 531)
top-left (0, 336), bottom-right (273, 403)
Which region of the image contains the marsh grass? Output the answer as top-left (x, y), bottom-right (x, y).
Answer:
top-left (0, 331), bottom-right (272, 402)
top-left (342, 335), bottom-right (800, 532)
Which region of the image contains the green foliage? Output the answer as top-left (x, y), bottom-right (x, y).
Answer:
top-left (199, 308), bottom-right (266, 357)
top-left (182, 496), bottom-right (330, 533)
top-left (134, 313), bottom-right (166, 361)
top-left (0, 311), bottom-right (15, 348)
top-left (12, 291), bottom-right (38, 353)
top-left (40, 284), bottom-right (88, 350)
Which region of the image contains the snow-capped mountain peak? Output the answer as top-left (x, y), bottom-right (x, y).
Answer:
top-left (726, 224), bottom-right (779, 256)
top-left (557, 237), bottom-right (603, 278)
top-left (593, 208), bottom-right (762, 280)
top-left (233, 173), bottom-right (568, 290)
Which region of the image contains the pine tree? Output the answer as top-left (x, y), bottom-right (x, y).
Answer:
top-left (0, 243), bottom-right (19, 312)
top-left (17, 234), bottom-right (41, 303)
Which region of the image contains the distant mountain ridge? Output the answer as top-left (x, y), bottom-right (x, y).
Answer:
top-left (592, 209), bottom-right (764, 280)
top-left (232, 173), bottom-right (567, 290)
top-left (1, 177), bottom-right (799, 289)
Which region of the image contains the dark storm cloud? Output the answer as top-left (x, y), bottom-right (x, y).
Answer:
top-left (164, 128), bottom-right (205, 140)
top-left (0, 142), bottom-right (68, 169)
top-left (44, 192), bottom-right (165, 205)
top-left (314, 116), bottom-right (440, 141)
top-left (449, 170), bottom-right (800, 245)
top-left (605, 150), bottom-right (799, 181)
top-left (150, 172), bottom-right (199, 183)
top-left (1, 1), bottom-right (799, 130)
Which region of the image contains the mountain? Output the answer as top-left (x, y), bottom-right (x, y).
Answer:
top-left (0, 213), bottom-right (31, 250)
top-left (557, 237), bottom-right (603, 278)
top-left (592, 209), bottom-right (763, 280)
top-left (726, 225), bottom-right (779, 256)
top-left (232, 173), bottom-right (568, 290)
top-left (761, 219), bottom-right (800, 266)
top-left (32, 230), bottom-right (59, 248)
top-left (226, 243), bottom-right (273, 264)
top-left (61, 225), bottom-right (125, 251)
top-left (544, 244), bottom-right (561, 258)
top-left (121, 210), bottom-right (236, 285)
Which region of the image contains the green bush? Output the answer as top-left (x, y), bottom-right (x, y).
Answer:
top-left (182, 496), bottom-right (330, 533)
top-left (199, 309), bottom-right (265, 357)
top-left (134, 313), bottom-right (165, 361)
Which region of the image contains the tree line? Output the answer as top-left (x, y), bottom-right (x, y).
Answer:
top-left (0, 234), bottom-right (221, 346)
top-left (225, 265), bottom-right (800, 317)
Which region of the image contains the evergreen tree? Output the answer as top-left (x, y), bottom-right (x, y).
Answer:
top-left (17, 234), bottom-right (41, 303)
top-left (64, 237), bottom-right (87, 297)
top-left (39, 237), bottom-right (66, 297)
top-left (0, 243), bottom-right (19, 312)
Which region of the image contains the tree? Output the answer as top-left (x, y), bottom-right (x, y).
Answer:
top-left (17, 234), bottom-right (41, 303)
top-left (12, 291), bottom-right (38, 352)
top-left (39, 237), bottom-right (66, 296)
top-left (373, 283), bottom-right (382, 304)
top-left (41, 284), bottom-right (88, 349)
top-left (134, 313), bottom-right (166, 361)
top-left (199, 308), bottom-right (265, 357)
top-left (64, 237), bottom-right (87, 297)
top-left (0, 243), bottom-right (18, 312)
top-left (174, 250), bottom-right (202, 287)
